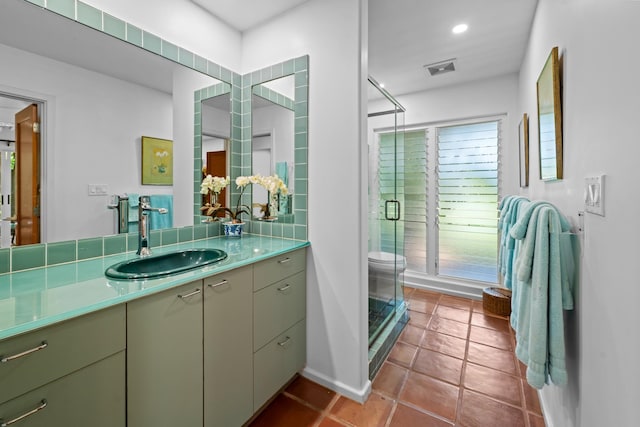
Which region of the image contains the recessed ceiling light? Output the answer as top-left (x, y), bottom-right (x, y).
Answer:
top-left (452, 24), bottom-right (468, 34)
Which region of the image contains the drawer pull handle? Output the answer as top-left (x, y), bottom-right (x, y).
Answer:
top-left (1, 341), bottom-right (48, 363)
top-left (208, 280), bottom-right (229, 289)
top-left (1, 399), bottom-right (47, 426)
top-left (278, 257), bottom-right (291, 264)
top-left (277, 336), bottom-right (291, 347)
top-left (177, 289), bottom-right (201, 299)
top-left (277, 284), bottom-right (291, 292)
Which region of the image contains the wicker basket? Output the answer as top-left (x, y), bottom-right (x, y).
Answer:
top-left (482, 287), bottom-right (512, 316)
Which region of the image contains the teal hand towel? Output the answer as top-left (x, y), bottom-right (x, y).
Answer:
top-left (149, 195), bottom-right (173, 230)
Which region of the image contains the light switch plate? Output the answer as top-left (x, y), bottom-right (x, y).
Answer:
top-left (88, 184), bottom-right (108, 196)
top-left (584, 175), bottom-right (604, 216)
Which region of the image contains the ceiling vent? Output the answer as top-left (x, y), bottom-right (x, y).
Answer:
top-left (424, 58), bottom-right (456, 76)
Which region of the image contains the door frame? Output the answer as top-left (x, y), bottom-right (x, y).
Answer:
top-left (0, 85), bottom-right (52, 245)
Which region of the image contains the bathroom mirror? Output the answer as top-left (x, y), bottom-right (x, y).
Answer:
top-left (537, 46), bottom-right (563, 181)
top-left (198, 88), bottom-right (232, 214)
top-left (0, 0), bottom-right (228, 247)
top-left (244, 56), bottom-right (308, 238)
top-left (251, 75), bottom-right (295, 221)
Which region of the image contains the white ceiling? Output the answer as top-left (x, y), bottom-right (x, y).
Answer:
top-left (191, 0), bottom-right (311, 31)
top-left (368, 0), bottom-right (539, 98)
top-left (192, 0), bottom-right (538, 99)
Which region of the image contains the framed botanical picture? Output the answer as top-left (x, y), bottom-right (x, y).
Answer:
top-left (519, 113), bottom-right (529, 187)
top-left (141, 136), bottom-right (173, 185)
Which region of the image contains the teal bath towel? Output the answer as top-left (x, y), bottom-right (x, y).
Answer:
top-left (498, 195), bottom-right (529, 289)
top-left (510, 204), bottom-right (575, 389)
top-left (149, 195), bottom-right (173, 230)
top-left (127, 193), bottom-right (140, 233)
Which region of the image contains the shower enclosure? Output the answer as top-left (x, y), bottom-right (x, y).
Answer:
top-left (367, 76), bottom-right (408, 378)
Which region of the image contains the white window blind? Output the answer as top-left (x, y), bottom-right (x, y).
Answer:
top-left (436, 120), bottom-right (500, 283)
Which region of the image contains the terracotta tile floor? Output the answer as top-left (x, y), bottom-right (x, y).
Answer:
top-left (248, 287), bottom-right (545, 427)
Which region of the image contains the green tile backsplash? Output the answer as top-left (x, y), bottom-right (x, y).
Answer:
top-left (47, 241), bottom-right (77, 265)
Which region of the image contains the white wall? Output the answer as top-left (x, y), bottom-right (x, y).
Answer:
top-left (0, 42), bottom-right (173, 241)
top-left (242, 0), bottom-right (371, 401)
top-left (518, 1), bottom-right (640, 426)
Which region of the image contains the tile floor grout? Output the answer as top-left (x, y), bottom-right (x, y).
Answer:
top-left (249, 287), bottom-right (546, 427)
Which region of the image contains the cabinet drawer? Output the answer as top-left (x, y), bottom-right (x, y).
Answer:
top-left (253, 320), bottom-right (306, 411)
top-left (0, 351), bottom-right (125, 427)
top-left (254, 271), bottom-right (306, 350)
top-left (0, 305), bottom-right (125, 405)
top-left (253, 249), bottom-right (306, 292)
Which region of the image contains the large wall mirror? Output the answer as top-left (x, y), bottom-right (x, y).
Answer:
top-left (0, 0), bottom-right (231, 249)
top-left (537, 46), bottom-right (563, 181)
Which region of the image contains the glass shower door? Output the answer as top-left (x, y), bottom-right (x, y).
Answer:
top-left (367, 77), bottom-right (407, 370)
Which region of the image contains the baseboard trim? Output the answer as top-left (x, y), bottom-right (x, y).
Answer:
top-left (302, 367), bottom-right (372, 404)
top-left (403, 271), bottom-right (486, 300)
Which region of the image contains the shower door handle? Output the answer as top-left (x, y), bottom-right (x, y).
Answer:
top-left (384, 200), bottom-right (400, 221)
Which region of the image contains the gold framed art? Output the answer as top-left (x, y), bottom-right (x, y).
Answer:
top-left (536, 46), bottom-right (563, 180)
top-left (519, 113), bottom-right (529, 187)
top-left (141, 136), bottom-right (173, 185)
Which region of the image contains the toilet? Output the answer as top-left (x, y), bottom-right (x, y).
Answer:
top-left (368, 251), bottom-right (407, 303)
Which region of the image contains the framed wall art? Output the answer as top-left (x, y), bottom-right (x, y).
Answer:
top-left (519, 113), bottom-right (529, 187)
top-left (536, 46), bottom-right (563, 180)
top-left (141, 136), bottom-right (173, 185)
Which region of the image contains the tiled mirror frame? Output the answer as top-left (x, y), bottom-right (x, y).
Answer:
top-left (193, 57), bottom-right (309, 242)
top-left (0, 0), bottom-right (307, 275)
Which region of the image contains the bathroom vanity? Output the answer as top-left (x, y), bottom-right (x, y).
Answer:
top-left (0, 236), bottom-right (308, 426)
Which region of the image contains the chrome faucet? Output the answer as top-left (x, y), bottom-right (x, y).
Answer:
top-left (137, 195), bottom-right (168, 257)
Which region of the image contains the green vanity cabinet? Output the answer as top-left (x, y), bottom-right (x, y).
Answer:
top-left (252, 249), bottom-right (307, 411)
top-left (203, 267), bottom-right (253, 426)
top-left (127, 280), bottom-right (204, 427)
top-left (0, 306), bottom-right (126, 426)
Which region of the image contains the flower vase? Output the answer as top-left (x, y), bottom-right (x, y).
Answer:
top-left (222, 221), bottom-right (244, 237)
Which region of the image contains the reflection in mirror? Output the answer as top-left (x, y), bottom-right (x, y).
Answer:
top-left (200, 90), bottom-right (232, 217)
top-left (0, 0), bottom-right (223, 248)
top-left (537, 46), bottom-right (563, 181)
top-left (251, 75), bottom-right (295, 222)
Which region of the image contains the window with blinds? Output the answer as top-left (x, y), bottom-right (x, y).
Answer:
top-left (436, 120), bottom-right (499, 283)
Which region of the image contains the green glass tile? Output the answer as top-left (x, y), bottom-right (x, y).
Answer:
top-left (294, 225), bottom-right (307, 241)
top-left (162, 40), bottom-right (179, 62)
top-left (47, 240), bottom-right (77, 265)
top-left (272, 223), bottom-right (283, 238)
top-left (148, 230), bottom-right (161, 247)
top-left (77, 2), bottom-right (102, 30)
top-left (294, 147), bottom-right (308, 165)
top-left (295, 84), bottom-right (308, 102)
top-left (283, 224), bottom-right (294, 239)
top-left (220, 67), bottom-right (231, 83)
top-left (283, 60), bottom-right (295, 76)
top-left (195, 55), bottom-right (207, 73)
top-left (295, 116), bottom-right (307, 134)
top-left (0, 249), bottom-right (9, 274)
top-left (47, 0), bottom-right (75, 19)
top-left (126, 24), bottom-right (143, 47)
top-left (297, 164), bottom-right (308, 179)
top-left (295, 132), bottom-right (308, 150)
top-left (127, 232), bottom-right (138, 252)
top-left (143, 31), bottom-right (162, 55)
top-left (104, 14), bottom-right (126, 39)
top-left (207, 61), bottom-right (221, 79)
top-left (26, 0), bottom-right (45, 6)
top-left (178, 227), bottom-right (193, 243)
top-left (295, 100), bottom-right (308, 116)
top-left (104, 235), bottom-right (126, 255)
top-left (12, 245), bottom-right (46, 271)
top-left (193, 224), bottom-right (207, 240)
top-left (78, 238), bottom-right (103, 260)
top-left (160, 228), bottom-right (178, 246)
top-left (179, 48), bottom-right (194, 68)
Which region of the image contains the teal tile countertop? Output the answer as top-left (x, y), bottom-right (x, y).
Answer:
top-left (0, 235), bottom-right (309, 341)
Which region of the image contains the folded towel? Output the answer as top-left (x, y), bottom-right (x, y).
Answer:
top-left (127, 193), bottom-right (140, 223)
top-left (149, 195), bottom-right (173, 230)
